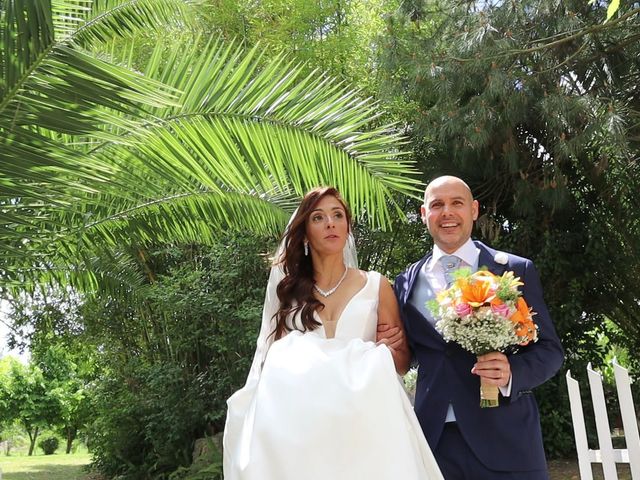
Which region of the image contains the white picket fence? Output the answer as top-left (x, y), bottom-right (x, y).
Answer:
top-left (566, 360), bottom-right (640, 479)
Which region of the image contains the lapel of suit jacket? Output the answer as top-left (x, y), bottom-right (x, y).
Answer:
top-left (402, 253), bottom-right (432, 305)
top-left (475, 240), bottom-right (508, 276)
top-left (402, 252), bottom-right (450, 342)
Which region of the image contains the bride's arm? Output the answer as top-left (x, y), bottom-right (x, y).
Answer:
top-left (376, 277), bottom-right (410, 375)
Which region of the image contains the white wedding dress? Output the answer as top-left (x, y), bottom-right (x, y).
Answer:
top-left (223, 271), bottom-right (443, 480)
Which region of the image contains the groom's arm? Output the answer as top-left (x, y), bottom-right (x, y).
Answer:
top-left (508, 259), bottom-right (564, 402)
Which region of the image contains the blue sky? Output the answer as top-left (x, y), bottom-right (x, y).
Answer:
top-left (0, 300), bottom-right (28, 362)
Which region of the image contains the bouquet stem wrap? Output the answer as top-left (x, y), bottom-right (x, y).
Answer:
top-left (479, 359), bottom-right (499, 408)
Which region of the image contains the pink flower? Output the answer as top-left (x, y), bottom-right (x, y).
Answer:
top-left (491, 302), bottom-right (511, 318)
top-left (455, 302), bottom-right (473, 317)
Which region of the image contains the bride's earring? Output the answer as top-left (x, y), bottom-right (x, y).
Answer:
top-left (304, 241), bottom-right (309, 256)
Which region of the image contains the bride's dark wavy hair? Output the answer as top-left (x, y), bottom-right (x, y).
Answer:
top-left (272, 186), bottom-right (352, 340)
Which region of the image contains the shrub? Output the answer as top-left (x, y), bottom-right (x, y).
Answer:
top-left (38, 436), bottom-right (60, 455)
top-left (168, 436), bottom-right (223, 480)
top-left (86, 235), bottom-right (272, 478)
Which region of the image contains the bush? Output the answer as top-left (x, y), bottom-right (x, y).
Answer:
top-left (168, 436), bottom-right (223, 480)
top-left (86, 235), bottom-right (273, 478)
top-left (38, 436), bottom-right (60, 455)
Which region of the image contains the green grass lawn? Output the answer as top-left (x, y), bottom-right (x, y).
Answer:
top-left (0, 452), bottom-right (92, 480)
top-left (0, 454), bottom-right (632, 480)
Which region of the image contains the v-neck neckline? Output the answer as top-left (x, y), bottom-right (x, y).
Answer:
top-left (315, 271), bottom-right (372, 339)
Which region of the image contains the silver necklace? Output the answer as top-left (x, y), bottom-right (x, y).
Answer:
top-left (314, 267), bottom-right (349, 297)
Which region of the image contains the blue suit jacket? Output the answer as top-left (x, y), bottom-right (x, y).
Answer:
top-left (395, 241), bottom-right (564, 472)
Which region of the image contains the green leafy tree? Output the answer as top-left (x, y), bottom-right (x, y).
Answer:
top-left (33, 342), bottom-right (94, 454)
top-left (0, 356), bottom-right (18, 432)
top-left (2, 360), bottom-right (60, 455)
top-left (7, 291), bottom-right (99, 454)
top-left (57, 381), bottom-right (91, 454)
top-left (381, 0), bottom-right (640, 344)
top-left (201, 0), bottom-right (395, 95)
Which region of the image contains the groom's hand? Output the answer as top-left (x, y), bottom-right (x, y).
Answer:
top-left (472, 352), bottom-right (511, 388)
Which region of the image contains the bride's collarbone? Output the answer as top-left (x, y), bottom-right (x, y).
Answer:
top-left (316, 270), bottom-right (367, 324)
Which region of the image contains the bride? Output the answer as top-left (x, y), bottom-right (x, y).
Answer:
top-left (223, 187), bottom-right (443, 479)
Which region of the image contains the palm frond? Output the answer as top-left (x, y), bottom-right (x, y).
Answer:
top-left (1, 14), bottom-right (421, 293)
top-left (70, 0), bottom-right (195, 47)
top-left (86, 39), bottom-right (421, 223)
top-left (0, 0), bottom-right (191, 206)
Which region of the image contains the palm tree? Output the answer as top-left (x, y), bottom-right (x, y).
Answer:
top-left (1, 0), bottom-right (420, 292)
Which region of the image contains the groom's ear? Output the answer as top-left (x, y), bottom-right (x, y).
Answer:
top-left (420, 204), bottom-right (428, 224)
top-left (472, 200), bottom-right (479, 221)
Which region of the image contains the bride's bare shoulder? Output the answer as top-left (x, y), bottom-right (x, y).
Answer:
top-left (355, 268), bottom-right (369, 278)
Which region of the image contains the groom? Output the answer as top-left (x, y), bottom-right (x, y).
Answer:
top-left (387, 176), bottom-right (563, 479)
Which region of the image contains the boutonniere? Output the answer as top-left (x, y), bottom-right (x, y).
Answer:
top-left (494, 252), bottom-right (509, 265)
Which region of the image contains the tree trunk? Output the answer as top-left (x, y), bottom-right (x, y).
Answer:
top-left (65, 427), bottom-right (77, 454)
top-left (27, 426), bottom-right (39, 456)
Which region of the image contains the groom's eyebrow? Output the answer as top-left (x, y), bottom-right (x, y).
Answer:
top-left (429, 195), bottom-right (466, 206)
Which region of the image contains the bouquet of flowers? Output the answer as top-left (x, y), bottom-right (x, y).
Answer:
top-left (428, 268), bottom-right (538, 407)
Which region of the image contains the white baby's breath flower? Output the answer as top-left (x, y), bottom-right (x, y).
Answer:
top-left (494, 251), bottom-right (509, 265)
